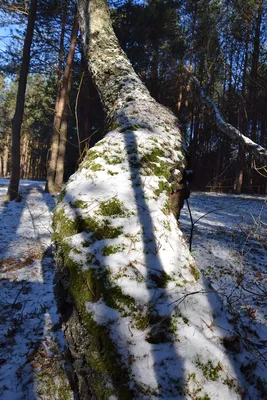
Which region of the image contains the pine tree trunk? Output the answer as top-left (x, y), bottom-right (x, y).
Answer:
top-left (7, 0), bottom-right (37, 200)
top-left (249, 0), bottom-right (263, 142)
top-left (24, 138), bottom-right (29, 179)
top-left (45, 2), bottom-right (68, 192)
top-left (234, 145), bottom-right (245, 194)
top-left (3, 138), bottom-right (9, 178)
top-left (234, 29), bottom-right (250, 194)
top-left (25, 140), bottom-right (31, 178)
top-left (46, 8), bottom-right (78, 193)
top-left (54, 11), bottom-right (78, 189)
top-left (247, 1), bottom-right (263, 191)
top-left (0, 156), bottom-right (3, 177)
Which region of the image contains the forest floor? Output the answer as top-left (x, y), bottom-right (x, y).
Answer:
top-left (0, 179), bottom-right (74, 400)
top-left (180, 191), bottom-right (267, 398)
top-left (0, 179), bottom-right (266, 399)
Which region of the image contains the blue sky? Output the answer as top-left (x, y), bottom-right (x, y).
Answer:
top-left (0, 26), bottom-right (11, 53)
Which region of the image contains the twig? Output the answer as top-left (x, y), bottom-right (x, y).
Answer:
top-left (12, 282), bottom-right (29, 308)
top-left (239, 284), bottom-right (266, 299)
top-left (168, 290), bottom-right (209, 307)
top-left (186, 198), bottom-right (227, 251)
top-left (186, 198), bottom-right (194, 251)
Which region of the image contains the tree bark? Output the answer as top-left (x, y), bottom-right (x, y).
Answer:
top-left (248, 0), bottom-right (263, 142)
top-left (3, 136), bottom-right (9, 178)
top-left (54, 111), bottom-right (68, 188)
top-left (53, 1), bottom-right (241, 398)
top-left (46, 6), bottom-right (78, 193)
top-left (45, 2), bottom-right (67, 192)
top-left (0, 156), bottom-right (3, 177)
top-left (54, 12), bottom-right (79, 190)
top-left (234, 29), bottom-right (250, 194)
top-left (7, 0), bottom-right (37, 200)
top-left (188, 72), bottom-right (267, 166)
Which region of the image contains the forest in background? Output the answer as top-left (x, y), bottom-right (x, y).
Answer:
top-left (0, 0), bottom-right (267, 194)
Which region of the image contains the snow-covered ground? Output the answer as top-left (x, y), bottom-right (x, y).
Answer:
top-left (180, 191), bottom-right (267, 398)
top-left (0, 179), bottom-right (73, 399)
top-left (0, 179), bottom-right (266, 399)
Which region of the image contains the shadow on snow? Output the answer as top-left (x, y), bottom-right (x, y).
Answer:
top-left (0, 181), bottom-right (74, 399)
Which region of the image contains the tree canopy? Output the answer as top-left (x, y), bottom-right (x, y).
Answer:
top-left (1, 0), bottom-right (266, 193)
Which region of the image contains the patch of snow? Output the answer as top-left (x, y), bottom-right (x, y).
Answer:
top-left (0, 180), bottom-right (74, 399)
top-left (180, 191), bottom-right (267, 398)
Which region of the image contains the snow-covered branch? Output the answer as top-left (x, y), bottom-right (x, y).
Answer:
top-left (188, 72), bottom-right (267, 167)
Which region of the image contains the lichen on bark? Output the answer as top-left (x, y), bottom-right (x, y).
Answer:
top-left (52, 1), bottom-right (240, 399)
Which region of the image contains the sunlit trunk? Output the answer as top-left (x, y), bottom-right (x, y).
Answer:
top-left (53, 1), bottom-right (240, 398)
top-left (3, 139), bottom-right (9, 178)
top-left (7, 0), bottom-right (37, 200)
top-left (46, 8), bottom-right (78, 193)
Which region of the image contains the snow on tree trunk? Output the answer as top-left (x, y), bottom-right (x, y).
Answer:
top-left (52, 0), bottom-right (242, 398)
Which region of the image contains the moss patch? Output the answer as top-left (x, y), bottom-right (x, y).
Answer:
top-left (108, 170), bottom-right (118, 176)
top-left (162, 198), bottom-right (171, 215)
top-left (154, 180), bottom-right (171, 196)
top-left (36, 363), bottom-right (73, 400)
top-left (190, 263), bottom-right (200, 281)
top-left (102, 154), bottom-right (122, 165)
top-left (97, 197), bottom-right (125, 217)
top-left (139, 147), bottom-right (171, 180)
top-left (61, 257), bottom-right (133, 398)
top-left (195, 357), bottom-right (222, 381)
top-left (55, 237), bottom-right (137, 399)
top-left (52, 209), bottom-right (79, 240)
top-left (141, 148), bottom-right (165, 163)
top-left (78, 216), bottom-right (123, 240)
top-left (102, 244), bottom-right (124, 256)
top-left (90, 163), bottom-right (104, 172)
top-left (70, 200), bottom-right (88, 209)
top-left (57, 188), bottom-right (66, 203)
top-left (85, 150), bottom-right (99, 163)
top-left (53, 209), bottom-right (123, 245)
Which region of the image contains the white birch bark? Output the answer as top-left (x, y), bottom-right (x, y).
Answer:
top-left (52, 1), bottom-right (243, 398)
top-left (189, 73), bottom-right (267, 166)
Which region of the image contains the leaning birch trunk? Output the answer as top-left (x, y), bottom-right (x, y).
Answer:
top-left (53, 1), bottom-right (242, 398)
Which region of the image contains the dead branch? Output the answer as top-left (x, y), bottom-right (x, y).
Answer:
top-left (184, 67), bottom-right (267, 167)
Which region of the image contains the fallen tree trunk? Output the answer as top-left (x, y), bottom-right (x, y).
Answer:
top-left (53, 1), bottom-right (242, 398)
top-left (188, 72), bottom-right (267, 167)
